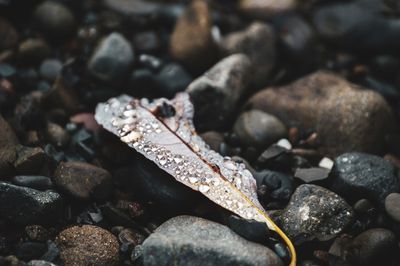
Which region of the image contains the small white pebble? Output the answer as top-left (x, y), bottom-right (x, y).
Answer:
top-left (319, 157), bottom-right (334, 170)
top-left (276, 138), bottom-right (292, 150)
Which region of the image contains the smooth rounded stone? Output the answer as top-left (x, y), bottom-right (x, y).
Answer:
top-left (27, 261), bottom-right (57, 266)
top-left (155, 63), bottom-right (191, 97)
top-left (234, 110), bottom-right (287, 149)
top-left (280, 184), bottom-right (354, 244)
top-left (0, 182), bottom-right (62, 225)
top-left (15, 242), bottom-right (47, 261)
top-left (385, 193), bottom-right (400, 222)
top-left (255, 170), bottom-right (293, 200)
top-left (220, 22), bottom-right (276, 87)
top-left (353, 199), bottom-right (374, 215)
top-left (18, 38), bottom-right (51, 64)
top-left (313, 0), bottom-right (400, 52)
top-left (0, 18), bottom-right (18, 51)
top-left (246, 71), bottom-right (395, 157)
top-left (238, 0), bottom-right (296, 18)
top-left (54, 162), bottom-right (112, 201)
top-left (0, 63), bottom-right (16, 78)
top-left (88, 32), bottom-right (134, 82)
top-left (39, 59), bottom-right (63, 81)
top-left (33, 1), bottom-right (75, 41)
top-left (133, 31), bottom-right (161, 53)
top-left (228, 215), bottom-right (270, 244)
top-left (170, 0), bottom-right (217, 72)
top-left (187, 54), bottom-right (252, 130)
top-left (330, 153), bottom-right (399, 205)
top-left (347, 228), bottom-right (397, 266)
top-left (56, 225), bottom-right (119, 266)
top-left (102, 0), bottom-right (160, 16)
top-left (294, 167), bottom-right (330, 183)
top-left (200, 131), bottom-right (224, 152)
top-left (11, 176), bottom-right (53, 191)
top-left (46, 123), bottom-right (70, 148)
top-left (142, 215), bottom-right (283, 266)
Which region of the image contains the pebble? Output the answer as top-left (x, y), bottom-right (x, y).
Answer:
top-left (0, 182), bottom-right (62, 225)
top-left (347, 228), bottom-right (397, 266)
top-left (0, 18), bottom-right (18, 51)
top-left (220, 22), bottom-right (276, 87)
top-left (385, 193), bottom-right (400, 222)
top-left (187, 54), bottom-right (251, 130)
top-left (154, 63), bottom-right (192, 97)
top-left (294, 167), bottom-right (330, 183)
top-left (39, 59), bottom-right (63, 81)
top-left (88, 32), bottom-right (134, 82)
top-left (18, 38), bottom-right (51, 64)
top-left (11, 175), bottom-right (53, 191)
top-left (255, 170), bottom-right (293, 201)
top-left (330, 152), bottom-right (399, 205)
top-left (102, 0), bottom-right (159, 17)
top-left (27, 261), bottom-right (57, 266)
top-left (200, 131), bottom-right (224, 152)
top-left (246, 71), bottom-right (395, 157)
top-left (233, 110), bottom-right (287, 149)
top-left (353, 198), bottom-right (374, 215)
top-left (142, 215), bottom-right (283, 266)
top-left (238, 0), bottom-right (296, 18)
top-left (133, 31), bottom-right (161, 53)
top-left (54, 161), bottom-right (113, 201)
top-left (33, 1), bottom-right (75, 41)
top-left (170, 0), bottom-right (217, 72)
top-left (15, 242), bottom-right (47, 261)
top-left (45, 123), bottom-right (70, 148)
top-left (228, 215), bottom-right (270, 244)
top-left (280, 184), bottom-right (354, 244)
top-left (25, 225), bottom-right (51, 242)
top-left (56, 225), bottom-right (119, 266)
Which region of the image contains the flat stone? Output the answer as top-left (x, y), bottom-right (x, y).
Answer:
top-left (142, 215), bottom-right (283, 266)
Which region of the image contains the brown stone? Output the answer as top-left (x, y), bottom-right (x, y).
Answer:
top-left (238, 0), bottom-right (296, 18)
top-left (170, 0), bottom-right (217, 72)
top-left (246, 71), bottom-right (395, 157)
top-left (56, 225), bottom-right (119, 266)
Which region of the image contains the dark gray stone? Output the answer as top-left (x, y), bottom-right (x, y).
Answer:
top-left (330, 152), bottom-right (399, 205)
top-left (0, 182), bottom-right (62, 224)
top-left (384, 193), bottom-right (400, 222)
top-left (186, 54), bottom-right (252, 130)
top-left (88, 32), bottom-right (134, 82)
top-left (280, 184), bottom-right (353, 244)
top-left (39, 59), bottom-right (63, 81)
top-left (142, 215), bottom-right (283, 266)
top-left (11, 175), bottom-right (53, 191)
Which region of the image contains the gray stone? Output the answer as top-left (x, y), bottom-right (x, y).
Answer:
top-left (220, 22), bottom-right (276, 87)
top-left (280, 184), bottom-right (353, 244)
top-left (187, 54), bottom-right (252, 130)
top-left (0, 182), bottom-right (62, 225)
top-left (385, 193), bottom-right (400, 222)
top-left (88, 32), bottom-right (134, 82)
top-left (142, 215), bottom-right (283, 266)
top-left (331, 152), bottom-right (399, 205)
top-left (233, 110), bottom-right (287, 149)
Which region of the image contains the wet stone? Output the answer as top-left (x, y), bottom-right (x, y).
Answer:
top-left (11, 176), bottom-right (53, 191)
top-left (45, 123), bottom-right (70, 148)
top-left (228, 215), bottom-right (270, 244)
top-left (56, 225), bottom-right (119, 266)
top-left (187, 54), bottom-right (251, 130)
top-left (294, 167), bottom-right (330, 183)
top-left (155, 63), bottom-right (192, 97)
top-left (54, 161), bottom-right (113, 201)
top-left (27, 261), bottom-right (57, 266)
top-left (88, 32), bottom-right (134, 82)
top-left (200, 131), bottom-right (224, 152)
top-left (142, 215), bottom-right (283, 266)
top-left (330, 152), bottom-right (399, 205)
top-left (280, 184), bottom-right (354, 244)
top-left (255, 170), bottom-right (293, 201)
top-left (238, 0), bottom-right (296, 18)
top-left (0, 182), bottom-right (62, 225)
top-left (385, 193), bottom-right (400, 222)
top-left (233, 110), bottom-right (287, 149)
top-left (39, 59), bottom-right (63, 81)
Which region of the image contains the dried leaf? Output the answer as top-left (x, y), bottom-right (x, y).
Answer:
top-left (95, 93), bottom-right (296, 265)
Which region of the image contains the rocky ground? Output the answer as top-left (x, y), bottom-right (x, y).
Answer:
top-left (1, 0), bottom-right (400, 265)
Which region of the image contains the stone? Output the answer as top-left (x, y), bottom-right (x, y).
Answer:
top-left (187, 54), bottom-right (252, 130)
top-left (54, 161), bottom-right (113, 201)
top-left (11, 175), bottom-right (53, 191)
top-left (313, 0), bottom-right (400, 52)
top-left (220, 22), bottom-right (276, 87)
top-left (56, 225), bottom-right (119, 266)
top-left (102, 0), bottom-right (159, 17)
top-left (0, 182), bottom-right (62, 225)
top-left (15, 242), bottom-right (47, 261)
top-left (246, 71), bottom-right (396, 157)
top-left (294, 167), bottom-right (330, 183)
top-left (33, 1), bottom-right (75, 41)
top-left (25, 225), bottom-right (51, 242)
top-left (46, 123), bottom-right (70, 148)
top-left (238, 0), bottom-right (296, 18)
top-left (347, 228), bottom-right (397, 266)
top-left (233, 110), bottom-right (287, 149)
top-left (228, 215), bottom-right (270, 244)
top-left (133, 31), bottom-right (161, 53)
top-left (142, 215), bottom-right (283, 266)
top-left (39, 59), bottom-right (63, 81)
top-left (254, 170), bottom-right (293, 201)
top-left (385, 193), bottom-right (400, 222)
top-left (27, 261), bottom-right (57, 266)
top-left (170, 0), bottom-right (217, 72)
top-left (330, 152), bottom-right (399, 205)
top-left (200, 131), bottom-right (224, 152)
top-left (280, 184), bottom-right (354, 244)
top-left (18, 38), bottom-right (51, 64)
top-left (88, 32), bottom-right (134, 82)
top-left (0, 18), bottom-right (18, 51)
top-left (155, 63), bottom-right (192, 97)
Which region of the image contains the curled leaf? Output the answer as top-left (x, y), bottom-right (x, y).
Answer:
top-left (95, 93), bottom-right (296, 266)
